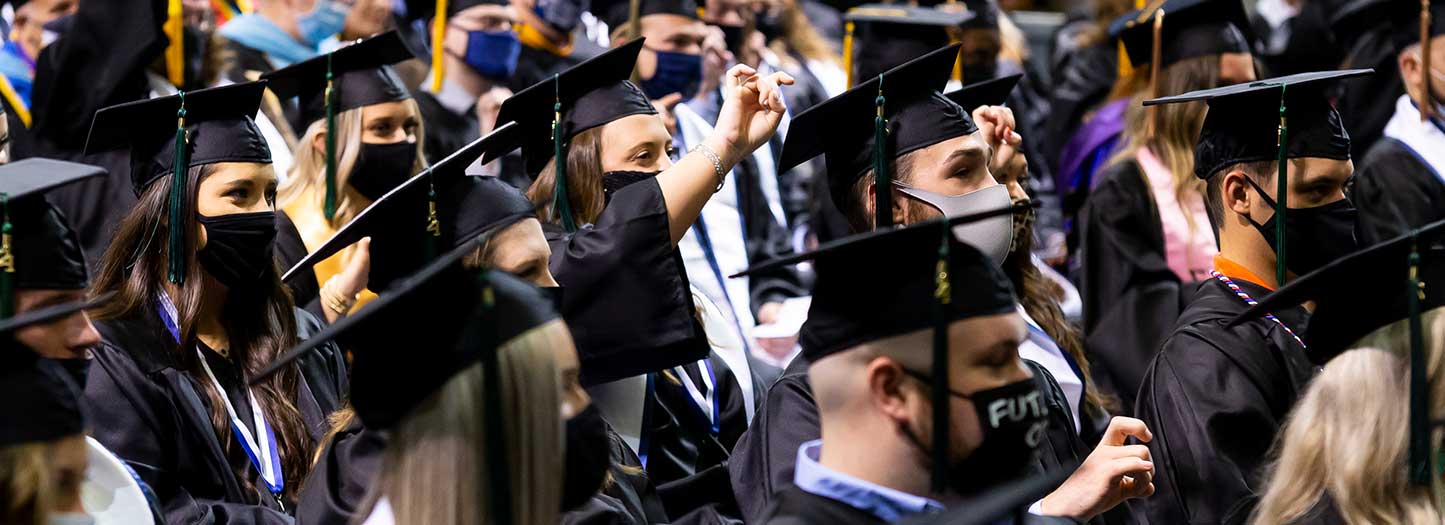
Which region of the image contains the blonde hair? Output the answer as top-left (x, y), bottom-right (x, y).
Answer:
top-left (278, 101), bottom-right (429, 228)
top-left (362, 319), bottom-right (571, 525)
top-left (1253, 308), bottom-right (1445, 525)
top-left (1105, 54), bottom-right (1219, 237)
top-left (0, 442), bottom-right (52, 525)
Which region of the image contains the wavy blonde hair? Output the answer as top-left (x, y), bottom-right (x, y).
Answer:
top-left (0, 442), bottom-right (53, 525)
top-left (361, 319), bottom-right (570, 525)
top-left (278, 101), bottom-right (429, 228)
top-left (1253, 308), bottom-right (1445, 525)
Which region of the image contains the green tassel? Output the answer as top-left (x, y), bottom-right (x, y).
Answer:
top-left (167, 92), bottom-right (189, 285)
top-left (424, 177), bottom-right (439, 261)
top-left (874, 75), bottom-right (890, 230)
top-left (1274, 85), bottom-right (1288, 287)
top-left (476, 270), bottom-right (514, 524)
top-left (0, 194), bottom-right (13, 319)
top-left (1407, 238), bottom-right (1431, 486)
top-left (929, 219), bottom-right (950, 494)
top-left (323, 53), bottom-right (338, 222)
top-left (552, 74), bottom-right (578, 234)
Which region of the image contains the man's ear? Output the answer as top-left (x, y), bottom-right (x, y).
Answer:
top-left (1400, 48), bottom-right (1423, 91)
top-left (866, 356), bottom-right (912, 425)
top-left (1222, 170), bottom-right (1252, 217)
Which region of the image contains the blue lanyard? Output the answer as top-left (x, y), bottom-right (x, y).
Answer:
top-left (691, 217), bottom-right (754, 356)
top-left (156, 293), bottom-right (286, 502)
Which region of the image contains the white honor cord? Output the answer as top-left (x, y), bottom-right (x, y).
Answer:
top-left (674, 361), bottom-right (718, 427)
top-left (196, 351), bottom-right (280, 493)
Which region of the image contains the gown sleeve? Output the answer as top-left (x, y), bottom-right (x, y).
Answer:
top-left (296, 417), bottom-right (386, 525)
top-left (1134, 331), bottom-right (1279, 525)
top-left (727, 360), bottom-right (819, 525)
top-left (1351, 139), bottom-right (1445, 245)
top-left (1077, 162), bottom-right (1185, 415)
top-left (549, 177), bottom-right (710, 386)
top-left (85, 345), bottom-right (296, 525)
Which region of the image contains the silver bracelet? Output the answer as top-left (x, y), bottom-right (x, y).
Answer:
top-left (691, 143), bottom-right (726, 192)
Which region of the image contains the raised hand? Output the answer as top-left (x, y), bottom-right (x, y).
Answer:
top-left (1039, 416), bottom-right (1156, 521)
top-left (709, 65), bottom-right (794, 166)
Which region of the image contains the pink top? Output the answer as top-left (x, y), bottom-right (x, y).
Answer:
top-left (1137, 148), bottom-right (1217, 283)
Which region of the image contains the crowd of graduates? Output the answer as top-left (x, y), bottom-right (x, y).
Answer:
top-left (2, 0), bottom-right (1445, 524)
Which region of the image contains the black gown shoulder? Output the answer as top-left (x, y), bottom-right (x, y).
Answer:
top-left (729, 356), bottom-right (817, 524)
top-left (412, 90), bottom-right (478, 165)
top-left (85, 306), bottom-right (347, 524)
top-left (761, 485), bottom-right (884, 525)
top-left (1351, 137), bottom-right (1445, 245)
top-left (545, 177), bottom-right (710, 386)
top-left (295, 416), bottom-right (386, 525)
top-left (1077, 159), bottom-right (1187, 415)
top-left (1134, 278), bottom-right (1315, 525)
top-left (275, 210), bottom-right (326, 322)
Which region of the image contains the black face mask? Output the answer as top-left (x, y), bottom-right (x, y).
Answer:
top-left (348, 142), bottom-right (418, 202)
top-left (754, 11), bottom-right (783, 42)
top-left (601, 170), bottom-right (661, 206)
top-left (901, 371), bottom-right (1047, 497)
top-left (541, 286), bottom-right (565, 313)
top-left (1242, 177), bottom-right (1360, 276)
top-left (53, 357), bottom-right (91, 388)
top-left (561, 404), bottom-right (611, 511)
top-left (196, 212), bottom-right (278, 288)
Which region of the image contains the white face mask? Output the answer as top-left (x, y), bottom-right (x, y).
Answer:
top-left (891, 181), bottom-right (1014, 266)
top-left (48, 513), bottom-right (95, 525)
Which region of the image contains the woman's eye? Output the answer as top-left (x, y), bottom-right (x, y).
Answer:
top-left (666, 146), bottom-right (679, 158)
top-left (226, 189), bottom-right (248, 200)
top-left (634, 151), bottom-right (651, 161)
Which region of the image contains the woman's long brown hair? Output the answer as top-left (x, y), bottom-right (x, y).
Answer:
top-left (89, 165), bottom-right (314, 501)
top-left (526, 127), bottom-right (607, 227)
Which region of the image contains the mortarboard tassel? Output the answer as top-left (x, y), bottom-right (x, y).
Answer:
top-left (1407, 237), bottom-right (1431, 485)
top-left (843, 21), bottom-right (855, 88)
top-left (1144, 8), bottom-right (1164, 139)
top-left (874, 75), bottom-right (891, 230)
top-left (1422, 0), bottom-right (1436, 121)
top-left (165, 0), bottom-right (186, 87)
top-left (324, 53), bottom-right (339, 222)
top-left (431, 0), bottom-right (449, 93)
top-left (929, 219), bottom-right (951, 494)
top-left (1274, 85), bottom-right (1288, 287)
top-left (552, 74), bottom-right (579, 233)
top-left (168, 92), bottom-right (190, 285)
top-left (426, 176), bottom-right (441, 260)
top-left (476, 270), bottom-right (515, 524)
top-left (0, 195), bottom-right (13, 318)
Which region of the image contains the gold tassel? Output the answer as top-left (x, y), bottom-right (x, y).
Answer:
top-left (1144, 8), bottom-right (1164, 139)
top-left (431, 0), bottom-right (449, 93)
top-left (1422, 0), bottom-right (1435, 121)
top-left (164, 0), bottom-right (185, 87)
top-left (843, 21), bottom-right (855, 88)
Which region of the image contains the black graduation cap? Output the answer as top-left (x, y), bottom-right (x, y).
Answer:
top-left (943, 73), bottom-right (1020, 113)
top-left (734, 202), bottom-right (1026, 494)
top-left (84, 82), bottom-right (272, 285)
top-left (594, 0), bottom-right (699, 33)
top-left (281, 122), bottom-right (530, 292)
top-left (263, 31), bottom-right (414, 129)
top-left (0, 348), bottom-right (86, 447)
top-left (1335, 0), bottom-right (1445, 120)
top-left (0, 159), bottom-right (105, 318)
top-left (842, 4), bottom-right (977, 87)
top-left (491, 38), bottom-right (656, 232)
top-left (1107, 0), bottom-right (1252, 72)
top-left (256, 234), bottom-right (558, 525)
top-left (780, 44), bottom-right (972, 229)
top-left (1145, 69), bottom-right (1371, 285)
top-left (263, 32), bottom-right (414, 222)
top-left (1231, 218), bottom-right (1445, 487)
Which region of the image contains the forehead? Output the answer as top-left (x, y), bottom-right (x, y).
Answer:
top-left (1295, 157), bottom-right (1353, 183)
top-left (600, 114), bottom-right (671, 151)
top-left (205, 161), bottom-right (278, 184)
top-left (641, 14), bottom-right (706, 37)
top-left (454, 4), bottom-right (515, 21)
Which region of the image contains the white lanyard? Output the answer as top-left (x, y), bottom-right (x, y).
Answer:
top-left (673, 359), bottom-right (720, 434)
top-left (156, 292), bottom-right (285, 501)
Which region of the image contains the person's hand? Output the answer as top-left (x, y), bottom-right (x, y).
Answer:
top-left (337, 237), bottom-right (372, 296)
top-left (707, 65), bottom-right (793, 166)
top-left (476, 86), bottom-right (514, 137)
top-left (697, 26), bottom-right (735, 101)
top-left (1039, 417), bottom-right (1155, 521)
top-left (972, 105), bottom-right (1024, 175)
top-left (652, 93), bottom-right (684, 136)
top-left (756, 301), bottom-right (783, 324)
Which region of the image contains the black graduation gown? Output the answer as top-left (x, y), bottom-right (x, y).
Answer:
top-left (729, 357), bottom-right (1113, 525)
top-left (294, 417), bottom-right (384, 525)
top-left (1042, 40), bottom-right (1117, 181)
top-left (1077, 160), bottom-right (1189, 416)
top-left (1133, 277), bottom-right (1315, 525)
top-left (545, 177), bottom-right (711, 386)
top-left (23, 0), bottom-right (165, 272)
top-left (413, 90), bottom-right (479, 167)
top-left (84, 306), bottom-right (348, 524)
top-left (1351, 138), bottom-right (1445, 245)
top-left (760, 485), bottom-right (886, 525)
top-left (274, 211), bottom-right (326, 322)
top-left (506, 38), bottom-right (604, 95)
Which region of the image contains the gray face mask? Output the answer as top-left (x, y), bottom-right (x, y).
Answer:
top-left (893, 182), bottom-right (1013, 265)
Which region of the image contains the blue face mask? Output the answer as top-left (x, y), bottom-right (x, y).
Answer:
top-left (640, 50), bottom-right (703, 100)
top-left (296, 0), bottom-right (351, 46)
top-left (532, 0), bottom-right (587, 33)
top-left (462, 29), bottom-right (522, 80)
